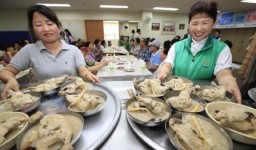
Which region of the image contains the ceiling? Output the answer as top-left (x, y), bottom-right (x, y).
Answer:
top-left (0, 0), bottom-right (255, 14)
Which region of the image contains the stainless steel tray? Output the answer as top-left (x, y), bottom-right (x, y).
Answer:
top-left (12, 83), bottom-right (121, 150)
top-left (127, 111), bottom-right (255, 150)
top-left (74, 83), bottom-right (121, 150)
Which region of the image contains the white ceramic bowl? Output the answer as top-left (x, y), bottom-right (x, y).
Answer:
top-left (0, 112), bottom-right (29, 150)
top-left (205, 101), bottom-right (256, 145)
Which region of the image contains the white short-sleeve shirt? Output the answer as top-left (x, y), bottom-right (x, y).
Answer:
top-left (164, 37), bottom-right (232, 75)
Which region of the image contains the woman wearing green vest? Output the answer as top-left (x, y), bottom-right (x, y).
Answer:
top-left (158, 1), bottom-right (241, 103)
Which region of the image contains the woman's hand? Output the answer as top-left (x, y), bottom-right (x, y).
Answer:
top-left (101, 60), bottom-right (109, 66)
top-left (86, 71), bottom-right (101, 83)
top-left (226, 82), bottom-right (242, 103)
top-left (216, 69), bottom-right (242, 103)
top-left (157, 63), bottom-right (172, 81)
top-left (1, 78), bottom-right (20, 98)
top-left (79, 67), bottom-right (101, 83)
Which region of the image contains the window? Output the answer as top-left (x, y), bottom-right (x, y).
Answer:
top-left (103, 21), bottom-right (119, 40)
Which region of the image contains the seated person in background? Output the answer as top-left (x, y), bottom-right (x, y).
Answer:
top-left (93, 39), bottom-right (103, 62)
top-left (2, 45), bottom-right (15, 66)
top-left (118, 36), bottom-right (124, 46)
top-left (20, 39), bottom-right (30, 47)
top-left (124, 36), bottom-right (131, 51)
top-left (60, 31), bottom-right (66, 41)
top-left (64, 29), bottom-right (75, 44)
top-left (153, 40), bottom-right (171, 78)
top-left (146, 39), bottom-right (162, 72)
top-left (77, 38), bottom-right (84, 46)
top-left (173, 35), bottom-right (181, 41)
top-left (224, 40), bottom-right (232, 49)
top-left (146, 37), bottom-right (151, 43)
top-left (14, 41), bottom-right (21, 52)
top-left (101, 40), bottom-right (107, 49)
top-left (171, 38), bottom-right (180, 47)
top-left (130, 38), bottom-right (140, 56)
top-left (213, 29), bottom-right (221, 41)
top-left (135, 29), bottom-right (141, 38)
top-left (107, 41), bottom-right (112, 47)
top-left (150, 38), bottom-right (155, 42)
top-left (138, 38), bottom-right (151, 63)
top-left (161, 40), bottom-right (172, 61)
top-left (80, 42), bottom-right (109, 73)
top-left (182, 34), bottom-right (189, 40)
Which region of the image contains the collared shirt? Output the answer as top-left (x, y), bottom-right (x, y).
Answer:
top-left (93, 46), bottom-right (103, 61)
top-left (164, 36), bottom-right (232, 75)
top-left (10, 39), bottom-right (85, 81)
top-left (149, 50), bottom-right (162, 68)
top-left (135, 33), bottom-right (141, 39)
top-left (131, 45), bottom-right (140, 55)
top-left (138, 46), bottom-right (151, 62)
top-left (84, 52), bottom-right (97, 67)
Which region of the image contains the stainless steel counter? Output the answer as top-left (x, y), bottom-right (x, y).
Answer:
top-left (100, 81), bottom-right (151, 150)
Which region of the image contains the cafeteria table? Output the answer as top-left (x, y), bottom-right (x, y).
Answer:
top-left (102, 46), bottom-right (129, 55)
top-left (97, 55), bottom-right (153, 81)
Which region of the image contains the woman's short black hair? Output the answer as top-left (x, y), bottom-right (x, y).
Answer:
top-left (224, 40), bottom-right (233, 49)
top-left (101, 40), bottom-right (106, 45)
top-left (94, 39), bottom-right (101, 45)
top-left (215, 29), bottom-right (221, 34)
top-left (130, 39), bottom-right (135, 42)
top-left (141, 38), bottom-right (149, 46)
top-left (85, 41), bottom-right (91, 48)
top-left (64, 29), bottom-right (72, 35)
top-left (188, 1), bottom-right (218, 23)
top-left (27, 5), bottom-right (62, 42)
top-left (163, 40), bottom-right (171, 55)
top-left (135, 38), bottom-right (140, 44)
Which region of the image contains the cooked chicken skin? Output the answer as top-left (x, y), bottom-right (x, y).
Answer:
top-left (0, 116), bottom-right (26, 144)
top-left (169, 115), bottom-right (230, 150)
top-left (1, 90), bottom-right (39, 110)
top-left (199, 86), bottom-right (226, 101)
top-left (164, 78), bottom-right (193, 90)
top-left (136, 79), bottom-right (168, 95)
top-left (135, 96), bottom-right (167, 115)
top-left (214, 107), bottom-right (256, 132)
top-left (22, 114), bottom-right (74, 150)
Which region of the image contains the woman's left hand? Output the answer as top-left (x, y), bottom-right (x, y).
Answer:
top-left (226, 83), bottom-right (242, 103)
top-left (79, 67), bottom-right (101, 83)
top-left (216, 69), bottom-right (242, 103)
top-left (86, 71), bottom-right (101, 83)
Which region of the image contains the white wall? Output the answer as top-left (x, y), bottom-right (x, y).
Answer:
top-left (119, 22), bottom-right (138, 37)
top-left (0, 10), bottom-right (27, 31)
top-left (151, 12), bottom-right (188, 44)
top-left (61, 20), bottom-right (86, 40)
top-left (0, 10), bottom-right (188, 45)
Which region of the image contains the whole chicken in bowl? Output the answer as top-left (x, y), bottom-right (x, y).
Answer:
top-left (134, 79), bottom-right (169, 97)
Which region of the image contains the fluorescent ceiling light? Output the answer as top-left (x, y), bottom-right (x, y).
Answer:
top-left (100, 5), bottom-right (128, 9)
top-left (241, 0), bottom-right (256, 3)
top-left (37, 3), bottom-right (71, 7)
top-left (128, 21), bottom-right (139, 23)
top-left (153, 7), bottom-right (178, 11)
top-left (104, 21), bottom-right (119, 23)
